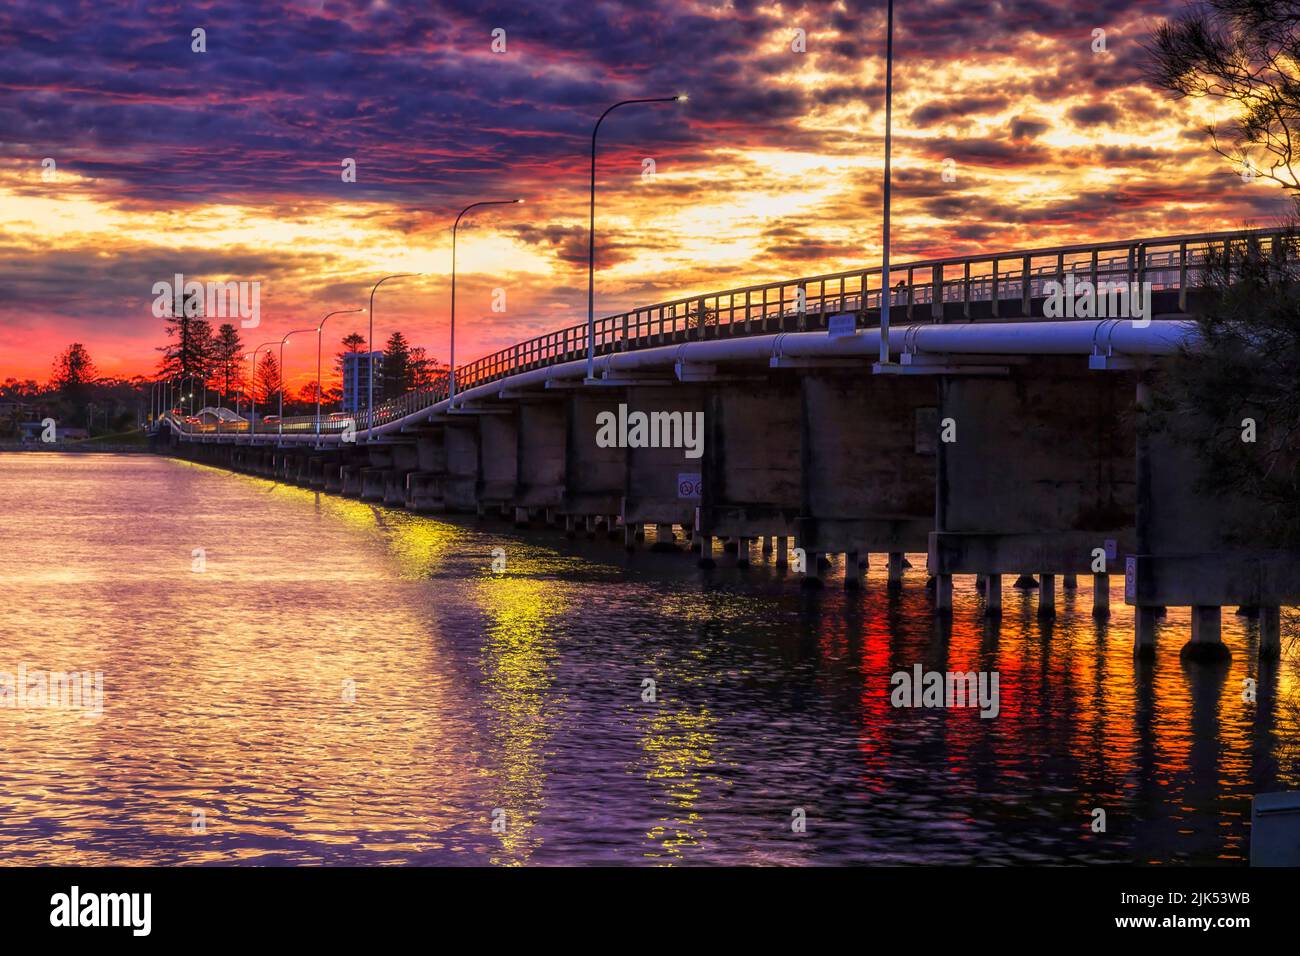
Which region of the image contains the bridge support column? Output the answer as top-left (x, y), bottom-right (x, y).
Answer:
top-left (341, 464), bottom-right (363, 498)
top-left (1062, 573), bottom-right (1078, 590)
top-left (1260, 607), bottom-right (1282, 660)
top-left (383, 470), bottom-right (406, 506)
top-left (406, 471), bottom-right (444, 512)
top-left (887, 551), bottom-right (904, 585)
top-left (984, 573), bottom-right (1002, 614)
top-left (1134, 606), bottom-right (1159, 657)
top-left (761, 536), bottom-right (773, 556)
top-left (697, 534), bottom-right (715, 568)
top-left (624, 522), bottom-right (638, 551)
top-left (1093, 574), bottom-right (1110, 617)
top-left (844, 550), bottom-right (861, 590)
top-left (325, 463), bottom-right (344, 494)
top-left (775, 536), bottom-right (789, 568)
top-left (443, 422), bottom-right (479, 513)
top-left (514, 506), bottom-right (530, 529)
top-left (360, 467), bottom-right (388, 502)
top-left (934, 573), bottom-right (953, 612)
top-left (799, 372), bottom-right (935, 576)
top-left (1183, 606), bottom-right (1230, 662)
top-left (1038, 574), bottom-right (1056, 618)
top-left (652, 523), bottom-right (677, 552)
top-left (735, 537), bottom-right (751, 568)
top-left (697, 376), bottom-right (801, 557)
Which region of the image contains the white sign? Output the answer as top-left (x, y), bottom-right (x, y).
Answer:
top-left (677, 473), bottom-right (702, 499)
top-left (828, 313), bottom-right (857, 338)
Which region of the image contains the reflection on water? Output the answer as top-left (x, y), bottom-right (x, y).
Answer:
top-left (0, 452), bottom-right (1296, 865)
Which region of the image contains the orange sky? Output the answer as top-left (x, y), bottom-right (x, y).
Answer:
top-left (0, 0), bottom-right (1288, 393)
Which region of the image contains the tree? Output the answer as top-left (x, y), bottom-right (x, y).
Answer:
top-left (211, 324), bottom-right (244, 405)
top-left (409, 346), bottom-right (448, 392)
top-left (335, 331), bottom-right (366, 379)
top-left (1147, 0), bottom-right (1300, 195)
top-left (381, 330), bottom-right (412, 399)
top-left (51, 343), bottom-right (98, 401)
top-left (255, 352), bottom-right (281, 408)
top-left (1149, 234), bottom-right (1300, 547)
top-left (1146, 3), bottom-right (1300, 546)
top-left (157, 289), bottom-right (214, 383)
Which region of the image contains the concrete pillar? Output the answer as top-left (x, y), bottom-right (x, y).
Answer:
top-left (585, 514), bottom-right (598, 539)
top-left (1134, 606), bottom-right (1159, 658)
top-left (514, 506), bottom-right (530, 529)
top-left (1183, 605), bottom-right (1230, 662)
top-left (761, 535), bottom-right (774, 556)
top-left (845, 550), bottom-right (861, 589)
top-left (775, 536), bottom-right (789, 568)
top-left (1062, 573), bottom-right (1078, 590)
top-left (1092, 574), bottom-right (1110, 617)
top-left (934, 574), bottom-right (953, 612)
top-left (801, 551), bottom-right (824, 589)
top-left (624, 522), bottom-right (637, 551)
top-left (887, 551), bottom-right (904, 584)
top-left (735, 538), bottom-right (751, 568)
top-left (563, 514), bottom-right (576, 539)
top-left (1038, 574), bottom-right (1056, 618)
top-left (984, 573), bottom-right (1002, 614)
top-left (1260, 606), bottom-right (1282, 660)
top-left (383, 471), bottom-right (406, 506)
top-left (698, 534), bottom-right (715, 568)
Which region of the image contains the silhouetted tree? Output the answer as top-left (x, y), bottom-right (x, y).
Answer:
top-left (51, 343), bottom-right (98, 402)
top-left (381, 331), bottom-right (411, 399)
top-left (1148, 0), bottom-right (1300, 197)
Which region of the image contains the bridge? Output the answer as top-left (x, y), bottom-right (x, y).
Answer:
top-left (159, 229), bottom-right (1299, 662)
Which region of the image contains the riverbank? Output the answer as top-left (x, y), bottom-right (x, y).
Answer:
top-left (0, 442), bottom-right (154, 454)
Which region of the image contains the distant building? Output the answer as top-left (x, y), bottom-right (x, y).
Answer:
top-left (341, 351), bottom-right (383, 414)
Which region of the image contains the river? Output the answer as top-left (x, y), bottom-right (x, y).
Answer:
top-left (0, 452), bottom-right (1295, 865)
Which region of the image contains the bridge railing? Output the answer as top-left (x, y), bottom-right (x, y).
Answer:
top-left (167, 228), bottom-right (1289, 439)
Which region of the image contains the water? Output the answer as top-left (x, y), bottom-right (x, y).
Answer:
top-left (0, 452), bottom-right (1296, 866)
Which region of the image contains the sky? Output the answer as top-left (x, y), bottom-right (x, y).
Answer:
top-left (0, 0), bottom-right (1289, 393)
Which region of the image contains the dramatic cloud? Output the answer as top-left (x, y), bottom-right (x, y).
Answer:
top-left (0, 0), bottom-right (1289, 381)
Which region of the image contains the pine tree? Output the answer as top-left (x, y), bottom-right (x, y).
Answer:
top-left (381, 331), bottom-right (411, 399)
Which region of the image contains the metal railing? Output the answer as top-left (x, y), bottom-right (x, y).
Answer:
top-left (165, 228), bottom-right (1289, 441)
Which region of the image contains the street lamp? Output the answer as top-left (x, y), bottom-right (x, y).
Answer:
top-left (877, 0), bottom-right (895, 368)
top-left (315, 308), bottom-right (363, 445)
top-left (278, 327), bottom-right (316, 444)
top-left (586, 94), bottom-right (687, 381)
top-left (451, 199), bottom-right (524, 402)
top-left (366, 273), bottom-right (419, 441)
top-left (248, 341), bottom-right (278, 444)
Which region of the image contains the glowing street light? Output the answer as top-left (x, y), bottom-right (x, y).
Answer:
top-left (586, 94), bottom-right (688, 381)
top-left (451, 199), bottom-right (524, 402)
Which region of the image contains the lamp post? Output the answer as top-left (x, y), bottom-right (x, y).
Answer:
top-left (248, 341), bottom-right (278, 444)
top-left (451, 199), bottom-right (524, 402)
top-left (314, 308), bottom-right (363, 445)
top-left (366, 274), bottom-right (418, 441)
top-left (877, 0), bottom-right (895, 368)
top-left (278, 328), bottom-right (316, 444)
top-left (586, 94), bottom-right (687, 381)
